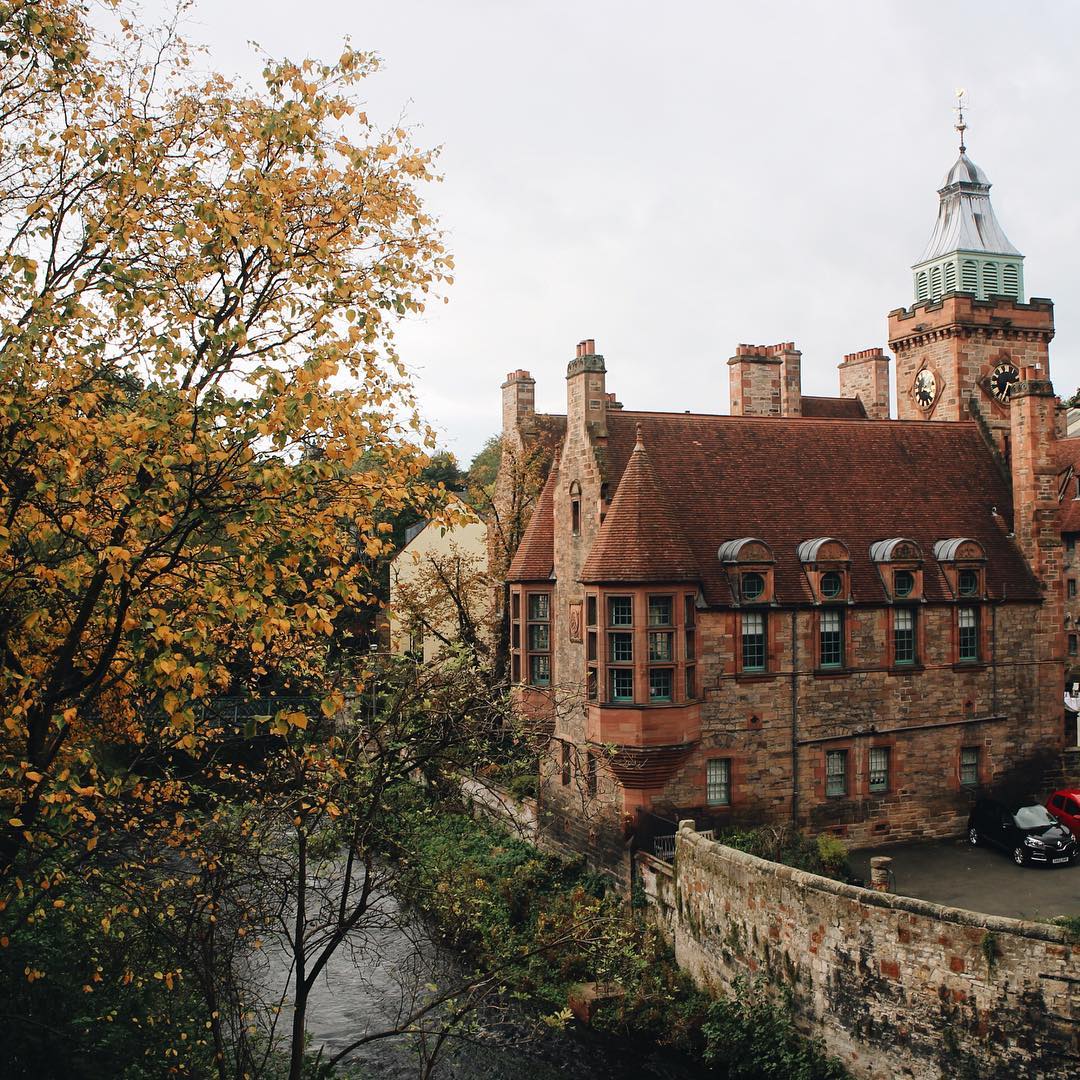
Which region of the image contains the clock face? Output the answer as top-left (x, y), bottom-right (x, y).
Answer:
top-left (913, 368), bottom-right (937, 410)
top-left (989, 362), bottom-right (1019, 404)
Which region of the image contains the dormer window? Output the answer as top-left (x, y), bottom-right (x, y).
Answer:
top-left (957, 569), bottom-right (979, 597)
top-left (933, 538), bottom-right (987, 600)
top-left (717, 538), bottom-right (775, 605)
top-left (869, 538), bottom-right (924, 603)
top-left (797, 538), bottom-right (851, 603)
top-left (820, 571), bottom-right (844, 599)
top-left (741, 572), bottom-right (766, 601)
top-left (893, 570), bottom-right (915, 598)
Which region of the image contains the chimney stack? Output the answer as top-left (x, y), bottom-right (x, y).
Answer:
top-left (838, 347), bottom-right (891, 420)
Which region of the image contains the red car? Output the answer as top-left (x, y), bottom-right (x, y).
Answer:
top-left (1046, 789), bottom-right (1080, 835)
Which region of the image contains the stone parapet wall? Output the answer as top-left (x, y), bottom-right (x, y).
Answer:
top-left (666, 824), bottom-right (1079, 1080)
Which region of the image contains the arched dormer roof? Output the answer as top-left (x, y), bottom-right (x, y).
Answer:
top-left (717, 538), bottom-right (774, 564)
top-left (870, 538), bottom-right (923, 563)
top-left (933, 537), bottom-right (986, 562)
top-left (797, 537), bottom-right (849, 563)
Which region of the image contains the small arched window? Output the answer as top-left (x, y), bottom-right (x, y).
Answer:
top-left (569, 480), bottom-right (582, 537)
top-left (961, 260), bottom-right (978, 293)
top-left (983, 261), bottom-right (999, 297)
top-left (916, 271), bottom-right (929, 301)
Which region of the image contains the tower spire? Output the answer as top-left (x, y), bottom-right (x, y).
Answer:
top-left (954, 88), bottom-right (967, 155)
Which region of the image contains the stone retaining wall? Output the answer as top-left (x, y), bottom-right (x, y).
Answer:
top-left (663, 823), bottom-right (1079, 1079)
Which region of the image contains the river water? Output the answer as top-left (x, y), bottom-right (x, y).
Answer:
top-left (284, 890), bottom-right (703, 1080)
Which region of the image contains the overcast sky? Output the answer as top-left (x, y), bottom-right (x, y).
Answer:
top-left (147, 0), bottom-right (1080, 463)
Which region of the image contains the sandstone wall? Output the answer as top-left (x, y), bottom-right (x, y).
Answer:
top-left (667, 824), bottom-right (1080, 1080)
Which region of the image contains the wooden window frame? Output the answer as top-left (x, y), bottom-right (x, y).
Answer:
top-left (868, 746), bottom-right (890, 795)
top-left (706, 758), bottom-right (732, 806)
top-left (740, 610), bottom-right (767, 673)
top-left (825, 749), bottom-right (848, 798)
top-left (525, 590), bottom-right (552, 687)
top-left (818, 609), bottom-right (844, 670)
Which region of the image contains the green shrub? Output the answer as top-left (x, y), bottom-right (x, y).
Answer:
top-left (716, 825), bottom-right (850, 881)
top-left (702, 977), bottom-right (847, 1080)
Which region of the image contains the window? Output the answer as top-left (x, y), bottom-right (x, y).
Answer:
top-left (983, 261), bottom-right (999, 296)
top-left (609, 596), bottom-right (632, 625)
top-left (587, 631), bottom-right (597, 661)
top-left (1070, 580), bottom-right (1077, 600)
top-left (944, 261), bottom-right (956, 293)
top-left (741, 572), bottom-right (765, 601)
top-left (826, 750), bottom-right (847, 797)
top-left (958, 607), bottom-right (978, 662)
top-left (585, 752), bottom-right (597, 796)
top-left (511, 593), bottom-right (520, 620)
top-left (820, 571), bottom-right (843, 599)
top-left (1070, 633), bottom-right (1078, 658)
top-left (609, 668), bottom-right (633, 702)
top-left (685, 626), bottom-right (696, 661)
top-left (648, 595), bottom-right (673, 626)
top-left (571, 499), bottom-right (581, 536)
top-left (525, 592), bottom-right (551, 686)
top-left (819, 610), bottom-right (843, 669)
top-left (706, 759), bottom-right (731, 806)
top-left (869, 747), bottom-right (889, 794)
top-left (649, 668), bottom-right (673, 702)
top-left (916, 270), bottom-right (928, 301)
top-left (685, 666), bottom-right (696, 700)
top-left (741, 611), bottom-right (766, 672)
top-left (960, 746), bottom-right (979, 787)
top-left (586, 595), bottom-right (597, 626)
top-left (684, 595), bottom-right (696, 626)
top-left (586, 667), bottom-right (598, 701)
top-left (648, 631), bottom-right (673, 661)
top-left (529, 655), bottom-right (550, 685)
top-left (893, 609), bottom-right (915, 665)
top-left (929, 264), bottom-right (942, 299)
top-left (957, 568), bottom-right (979, 597)
top-left (893, 570), bottom-right (915, 598)
top-left (561, 742), bottom-right (571, 785)
top-left (1067, 535), bottom-right (1077, 554)
top-left (609, 632), bottom-right (633, 662)
top-left (961, 260), bottom-right (977, 292)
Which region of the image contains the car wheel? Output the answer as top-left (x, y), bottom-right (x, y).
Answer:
top-left (1012, 845), bottom-right (1026, 867)
top-left (968, 826), bottom-right (979, 846)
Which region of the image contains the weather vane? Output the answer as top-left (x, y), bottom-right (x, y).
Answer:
top-left (954, 88), bottom-right (967, 154)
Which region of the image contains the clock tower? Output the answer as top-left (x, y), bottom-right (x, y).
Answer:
top-left (888, 107), bottom-right (1054, 453)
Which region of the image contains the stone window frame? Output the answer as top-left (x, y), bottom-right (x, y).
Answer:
top-left (739, 610), bottom-right (768, 674)
top-left (825, 748), bottom-right (849, 798)
top-left (569, 479), bottom-right (582, 537)
top-left (524, 589), bottom-right (552, 687)
top-left (868, 745), bottom-right (891, 795)
top-left (591, 586), bottom-right (698, 706)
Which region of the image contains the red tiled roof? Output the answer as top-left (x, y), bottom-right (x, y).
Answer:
top-left (801, 396), bottom-right (867, 419)
top-left (507, 451), bottom-right (558, 582)
top-left (589, 411), bottom-right (1037, 605)
top-left (581, 427), bottom-right (699, 583)
top-left (1053, 437), bottom-right (1080, 533)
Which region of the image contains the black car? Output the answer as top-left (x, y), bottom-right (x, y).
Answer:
top-left (968, 799), bottom-right (1078, 867)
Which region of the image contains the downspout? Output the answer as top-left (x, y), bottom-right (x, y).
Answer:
top-left (991, 599), bottom-right (998, 717)
top-left (791, 608), bottom-right (799, 826)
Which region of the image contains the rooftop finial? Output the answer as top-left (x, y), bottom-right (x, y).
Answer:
top-left (954, 87), bottom-right (967, 155)
top-left (634, 422), bottom-right (645, 451)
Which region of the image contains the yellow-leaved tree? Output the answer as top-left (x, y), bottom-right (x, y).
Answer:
top-left (0, 0), bottom-right (455, 873)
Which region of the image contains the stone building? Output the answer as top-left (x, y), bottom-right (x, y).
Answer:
top-left (499, 129), bottom-right (1073, 876)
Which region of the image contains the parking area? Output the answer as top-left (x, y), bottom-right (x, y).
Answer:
top-left (849, 838), bottom-right (1080, 922)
